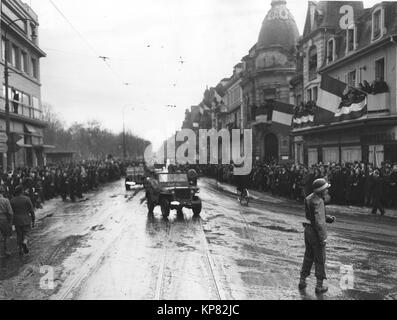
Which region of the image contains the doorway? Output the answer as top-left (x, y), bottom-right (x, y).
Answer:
top-left (264, 133), bottom-right (278, 162)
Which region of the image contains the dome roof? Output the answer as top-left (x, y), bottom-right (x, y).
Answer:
top-left (257, 0), bottom-right (299, 50)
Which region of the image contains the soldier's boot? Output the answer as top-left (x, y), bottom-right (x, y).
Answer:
top-left (315, 279), bottom-right (328, 294)
top-left (298, 277), bottom-right (307, 290)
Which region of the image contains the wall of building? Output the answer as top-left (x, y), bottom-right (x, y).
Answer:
top-left (325, 43), bottom-right (397, 114)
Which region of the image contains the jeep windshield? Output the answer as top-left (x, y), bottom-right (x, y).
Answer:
top-left (158, 173), bottom-right (188, 184)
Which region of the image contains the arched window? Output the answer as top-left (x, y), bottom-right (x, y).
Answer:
top-left (372, 6), bottom-right (384, 41)
top-left (346, 25), bottom-right (357, 53)
top-left (308, 45), bottom-right (317, 81)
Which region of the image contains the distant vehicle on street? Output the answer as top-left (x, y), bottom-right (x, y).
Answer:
top-left (145, 172), bottom-right (202, 218)
top-left (125, 164), bottom-right (146, 191)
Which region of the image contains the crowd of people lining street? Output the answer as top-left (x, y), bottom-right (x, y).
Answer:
top-left (0, 159), bottom-right (124, 258)
top-left (2, 158), bottom-right (396, 258)
top-left (196, 161), bottom-right (397, 214)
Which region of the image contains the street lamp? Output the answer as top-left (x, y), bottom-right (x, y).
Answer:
top-left (122, 105), bottom-right (135, 161)
top-left (3, 18), bottom-right (37, 170)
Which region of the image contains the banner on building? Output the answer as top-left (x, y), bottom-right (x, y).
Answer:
top-left (292, 114), bottom-right (314, 128)
top-left (317, 74), bottom-right (367, 123)
top-left (270, 101), bottom-right (294, 127)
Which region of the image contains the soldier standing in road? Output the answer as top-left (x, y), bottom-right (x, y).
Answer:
top-left (0, 186), bottom-right (13, 258)
top-left (10, 185), bottom-right (35, 256)
top-left (298, 178), bottom-right (335, 294)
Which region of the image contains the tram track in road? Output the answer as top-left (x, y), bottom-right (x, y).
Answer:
top-left (152, 210), bottom-right (225, 300)
top-left (154, 217), bottom-right (172, 300)
top-left (196, 216), bottom-right (225, 300)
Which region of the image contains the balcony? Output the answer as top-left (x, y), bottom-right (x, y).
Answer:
top-left (0, 96), bottom-right (44, 124)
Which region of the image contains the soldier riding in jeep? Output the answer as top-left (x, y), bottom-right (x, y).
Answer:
top-left (145, 171), bottom-right (202, 218)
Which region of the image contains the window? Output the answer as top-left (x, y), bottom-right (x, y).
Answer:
top-left (341, 146), bottom-right (362, 163)
top-left (1, 38), bottom-right (5, 61)
top-left (30, 23), bottom-right (37, 43)
top-left (375, 58), bottom-right (385, 81)
top-left (372, 8), bottom-right (383, 40)
top-left (347, 70), bottom-right (356, 87)
top-left (327, 38), bottom-right (335, 63)
top-left (368, 145), bottom-right (384, 167)
top-left (21, 51), bottom-right (28, 73)
top-left (31, 58), bottom-right (38, 79)
top-left (263, 88), bottom-right (276, 100)
top-left (323, 147), bottom-right (339, 164)
top-left (308, 46), bottom-right (318, 81)
top-left (346, 25), bottom-right (356, 52)
top-left (11, 45), bottom-right (20, 68)
top-left (308, 148), bottom-right (318, 167)
top-left (312, 86), bottom-right (318, 102)
top-left (307, 89), bottom-right (312, 101)
top-left (32, 96), bottom-right (40, 109)
top-left (22, 93), bottom-right (30, 106)
top-left (296, 94), bottom-right (302, 106)
top-left (11, 89), bottom-right (20, 114)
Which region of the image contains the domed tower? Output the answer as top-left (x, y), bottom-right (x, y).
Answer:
top-left (241, 0), bottom-right (300, 163)
top-left (257, 0), bottom-right (299, 50)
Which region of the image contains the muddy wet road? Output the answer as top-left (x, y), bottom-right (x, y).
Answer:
top-left (0, 179), bottom-right (396, 300)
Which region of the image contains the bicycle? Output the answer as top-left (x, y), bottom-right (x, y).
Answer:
top-left (238, 187), bottom-right (250, 206)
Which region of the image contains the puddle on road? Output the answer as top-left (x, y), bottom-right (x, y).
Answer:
top-left (236, 259), bottom-right (262, 268)
top-left (250, 221), bottom-right (300, 234)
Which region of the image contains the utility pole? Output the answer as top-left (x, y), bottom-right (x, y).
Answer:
top-left (4, 39), bottom-right (12, 170)
top-left (122, 111), bottom-right (127, 160)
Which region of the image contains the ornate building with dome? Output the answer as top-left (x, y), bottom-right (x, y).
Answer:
top-left (241, 0), bottom-right (299, 163)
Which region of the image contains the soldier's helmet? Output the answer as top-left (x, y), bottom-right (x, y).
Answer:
top-left (312, 178), bottom-right (331, 193)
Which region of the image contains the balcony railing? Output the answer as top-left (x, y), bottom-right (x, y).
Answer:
top-left (0, 97), bottom-right (43, 121)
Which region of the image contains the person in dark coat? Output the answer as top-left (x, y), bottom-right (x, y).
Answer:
top-left (10, 185), bottom-right (35, 255)
top-left (390, 165), bottom-right (397, 207)
top-left (0, 186), bottom-right (13, 258)
top-left (371, 169), bottom-right (385, 216)
top-left (364, 166), bottom-right (374, 207)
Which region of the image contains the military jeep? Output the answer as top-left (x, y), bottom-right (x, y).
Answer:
top-left (125, 165), bottom-right (145, 190)
top-left (145, 172), bottom-right (202, 217)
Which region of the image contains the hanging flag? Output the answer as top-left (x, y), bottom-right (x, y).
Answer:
top-left (270, 101), bottom-right (294, 127)
top-left (317, 74), bottom-right (367, 123)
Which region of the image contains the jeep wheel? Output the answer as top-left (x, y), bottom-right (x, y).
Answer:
top-left (192, 198), bottom-right (202, 216)
top-left (125, 184), bottom-right (130, 191)
top-left (147, 194), bottom-right (155, 214)
top-left (160, 198), bottom-right (170, 218)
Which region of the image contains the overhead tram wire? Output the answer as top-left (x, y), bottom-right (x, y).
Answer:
top-left (47, 0), bottom-right (127, 86)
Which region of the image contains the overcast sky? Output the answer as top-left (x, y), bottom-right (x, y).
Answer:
top-left (29, 0), bottom-right (379, 148)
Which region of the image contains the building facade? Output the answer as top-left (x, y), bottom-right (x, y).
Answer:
top-left (291, 1), bottom-right (397, 167)
top-left (0, 0), bottom-right (47, 171)
top-left (217, 63), bottom-right (244, 133)
top-left (240, 0), bottom-right (299, 163)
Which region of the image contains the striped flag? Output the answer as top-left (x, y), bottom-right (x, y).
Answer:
top-left (270, 101), bottom-right (294, 127)
top-left (317, 74), bottom-right (367, 123)
top-left (292, 114), bottom-right (314, 128)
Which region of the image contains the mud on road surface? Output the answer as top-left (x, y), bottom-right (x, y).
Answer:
top-left (1, 179), bottom-right (396, 300)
